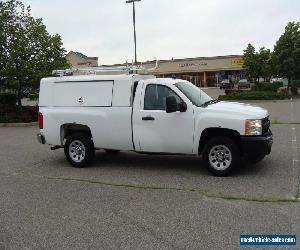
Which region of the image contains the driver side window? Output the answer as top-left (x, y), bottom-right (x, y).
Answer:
top-left (144, 84), bottom-right (181, 110)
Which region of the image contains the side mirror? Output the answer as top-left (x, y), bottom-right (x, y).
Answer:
top-left (166, 96), bottom-right (178, 113)
top-left (179, 101), bottom-right (187, 112)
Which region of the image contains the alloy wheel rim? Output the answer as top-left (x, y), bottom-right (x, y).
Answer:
top-left (69, 140), bottom-right (86, 163)
top-left (208, 145), bottom-right (232, 170)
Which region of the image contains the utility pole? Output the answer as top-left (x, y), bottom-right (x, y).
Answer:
top-left (126, 0), bottom-right (141, 65)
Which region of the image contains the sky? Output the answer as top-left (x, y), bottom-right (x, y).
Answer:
top-left (21, 0), bottom-right (300, 65)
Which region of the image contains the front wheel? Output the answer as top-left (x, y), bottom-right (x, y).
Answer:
top-left (64, 133), bottom-right (95, 168)
top-left (202, 136), bottom-right (240, 176)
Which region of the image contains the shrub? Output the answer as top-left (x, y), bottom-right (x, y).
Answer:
top-left (251, 82), bottom-right (283, 92)
top-left (28, 92), bottom-right (39, 100)
top-left (225, 88), bottom-right (242, 94)
top-left (219, 91), bottom-right (291, 100)
top-left (0, 93), bottom-right (17, 106)
top-left (292, 79), bottom-right (300, 88)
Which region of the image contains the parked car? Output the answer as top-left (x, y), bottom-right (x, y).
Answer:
top-left (238, 79), bottom-right (250, 89)
top-left (37, 74), bottom-right (273, 176)
top-left (220, 79), bottom-right (234, 89)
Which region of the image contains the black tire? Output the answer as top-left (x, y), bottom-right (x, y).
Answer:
top-left (202, 136), bottom-right (240, 176)
top-left (64, 133), bottom-right (95, 168)
top-left (105, 149), bottom-right (120, 154)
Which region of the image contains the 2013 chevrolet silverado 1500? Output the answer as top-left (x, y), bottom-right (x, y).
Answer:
top-left (37, 74), bottom-right (273, 176)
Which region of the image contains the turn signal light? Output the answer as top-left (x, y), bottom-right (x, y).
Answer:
top-left (245, 120), bottom-right (251, 135)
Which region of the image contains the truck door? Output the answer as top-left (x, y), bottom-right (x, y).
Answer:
top-left (132, 83), bottom-right (195, 154)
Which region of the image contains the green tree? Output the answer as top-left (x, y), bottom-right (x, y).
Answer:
top-left (243, 44), bottom-right (273, 83)
top-left (243, 44), bottom-right (260, 83)
top-left (272, 22), bottom-right (300, 84)
top-left (258, 47), bottom-right (272, 82)
top-left (0, 0), bottom-right (69, 107)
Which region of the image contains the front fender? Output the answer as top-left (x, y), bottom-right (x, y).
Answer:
top-left (193, 110), bottom-right (245, 153)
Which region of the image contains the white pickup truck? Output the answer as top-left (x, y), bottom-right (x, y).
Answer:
top-left (37, 74), bottom-right (273, 176)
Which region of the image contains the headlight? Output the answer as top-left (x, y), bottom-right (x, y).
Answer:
top-left (245, 119), bottom-right (262, 135)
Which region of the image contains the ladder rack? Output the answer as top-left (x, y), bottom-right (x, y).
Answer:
top-left (52, 60), bottom-right (159, 77)
top-left (52, 65), bottom-right (153, 77)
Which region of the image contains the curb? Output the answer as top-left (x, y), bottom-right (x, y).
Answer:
top-left (0, 122), bottom-right (38, 127)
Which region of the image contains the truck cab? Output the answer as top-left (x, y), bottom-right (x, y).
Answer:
top-left (37, 74), bottom-right (273, 176)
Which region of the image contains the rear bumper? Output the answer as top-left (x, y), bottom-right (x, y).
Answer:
top-left (240, 130), bottom-right (273, 159)
top-left (37, 133), bottom-right (46, 144)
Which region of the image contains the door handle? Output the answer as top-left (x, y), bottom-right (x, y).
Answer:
top-left (142, 116), bottom-right (155, 121)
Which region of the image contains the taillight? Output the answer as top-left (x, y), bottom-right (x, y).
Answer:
top-left (38, 112), bottom-right (43, 129)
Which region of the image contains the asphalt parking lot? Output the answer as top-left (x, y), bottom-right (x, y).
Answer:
top-left (0, 97), bottom-right (300, 249)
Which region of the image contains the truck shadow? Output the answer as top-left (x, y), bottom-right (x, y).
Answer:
top-left (49, 150), bottom-right (265, 177)
top-left (88, 151), bottom-right (263, 176)
top-left (93, 151), bottom-right (206, 173)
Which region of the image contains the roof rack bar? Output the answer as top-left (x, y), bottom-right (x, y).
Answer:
top-left (53, 65), bottom-right (147, 76)
top-left (52, 60), bottom-right (159, 77)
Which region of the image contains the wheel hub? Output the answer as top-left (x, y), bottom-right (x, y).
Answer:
top-left (74, 146), bottom-right (83, 155)
top-left (216, 152), bottom-right (226, 162)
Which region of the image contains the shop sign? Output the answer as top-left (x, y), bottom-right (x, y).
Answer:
top-left (179, 62), bottom-right (208, 68)
top-left (231, 58), bottom-right (244, 66)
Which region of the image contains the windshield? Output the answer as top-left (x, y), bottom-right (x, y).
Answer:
top-left (174, 81), bottom-right (213, 107)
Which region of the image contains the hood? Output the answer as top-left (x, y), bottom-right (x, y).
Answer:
top-left (205, 101), bottom-right (269, 119)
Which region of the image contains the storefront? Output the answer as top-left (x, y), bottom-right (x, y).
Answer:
top-left (143, 55), bottom-right (245, 87)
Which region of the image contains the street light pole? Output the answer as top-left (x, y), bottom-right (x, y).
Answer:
top-left (126, 0), bottom-right (141, 65)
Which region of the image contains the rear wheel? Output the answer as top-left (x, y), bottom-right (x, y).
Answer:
top-left (202, 136), bottom-right (240, 176)
top-left (64, 133), bottom-right (95, 168)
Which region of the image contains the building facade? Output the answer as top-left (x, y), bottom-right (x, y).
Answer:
top-left (66, 51), bottom-right (98, 68)
top-left (67, 53), bottom-right (245, 87)
top-left (142, 55), bottom-right (245, 87)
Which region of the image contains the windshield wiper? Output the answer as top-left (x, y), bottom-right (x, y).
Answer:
top-left (201, 99), bottom-right (219, 108)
